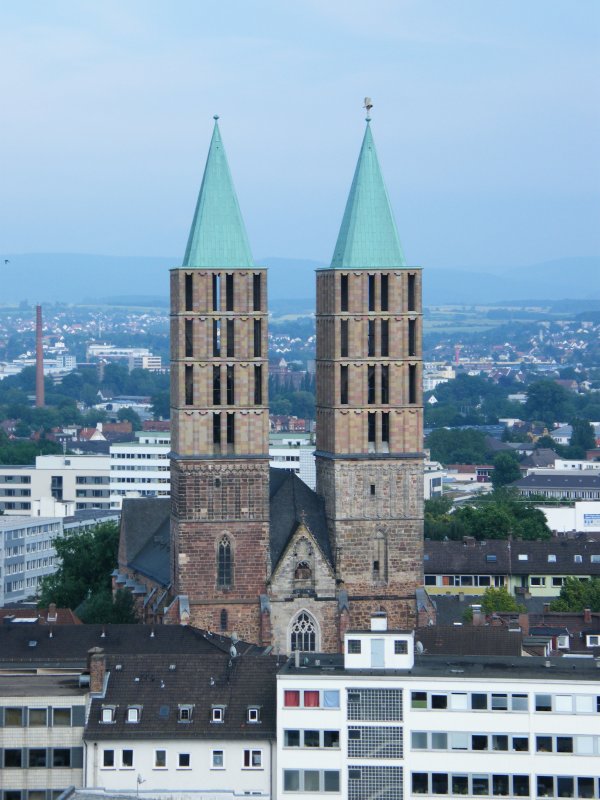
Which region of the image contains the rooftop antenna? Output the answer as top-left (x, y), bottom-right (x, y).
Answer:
top-left (363, 97), bottom-right (373, 122)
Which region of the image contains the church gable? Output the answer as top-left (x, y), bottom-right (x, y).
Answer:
top-left (269, 522), bottom-right (336, 600)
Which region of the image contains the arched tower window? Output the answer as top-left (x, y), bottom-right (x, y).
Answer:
top-left (217, 537), bottom-right (232, 588)
top-left (294, 561), bottom-right (312, 581)
top-left (290, 611), bottom-right (317, 652)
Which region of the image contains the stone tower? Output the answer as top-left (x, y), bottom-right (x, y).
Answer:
top-left (315, 118), bottom-right (424, 630)
top-left (170, 118), bottom-right (270, 642)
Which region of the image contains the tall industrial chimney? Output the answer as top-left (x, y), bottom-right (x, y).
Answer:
top-left (35, 304), bottom-right (45, 408)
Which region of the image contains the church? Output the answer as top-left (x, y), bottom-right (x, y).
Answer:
top-left (116, 112), bottom-right (425, 654)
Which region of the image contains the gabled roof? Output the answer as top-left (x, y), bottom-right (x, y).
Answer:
top-left (269, 470), bottom-right (331, 570)
top-left (85, 653), bottom-right (279, 741)
top-left (182, 118), bottom-right (254, 269)
top-left (330, 120), bottom-right (406, 269)
top-left (119, 497), bottom-right (170, 583)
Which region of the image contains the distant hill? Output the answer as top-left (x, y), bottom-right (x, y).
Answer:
top-left (2, 253), bottom-right (599, 307)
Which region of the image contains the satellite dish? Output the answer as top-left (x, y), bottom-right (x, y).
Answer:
top-left (229, 644), bottom-right (237, 659)
top-left (415, 641), bottom-right (424, 654)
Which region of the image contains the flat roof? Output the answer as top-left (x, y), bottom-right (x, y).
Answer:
top-left (0, 674), bottom-right (86, 697)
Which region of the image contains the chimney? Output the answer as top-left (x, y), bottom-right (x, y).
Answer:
top-left (47, 603), bottom-right (57, 623)
top-left (472, 604), bottom-right (483, 626)
top-left (518, 613), bottom-right (529, 636)
top-left (371, 612), bottom-right (388, 631)
top-left (584, 607), bottom-right (592, 624)
top-left (543, 603), bottom-right (551, 614)
top-left (35, 305), bottom-right (45, 408)
top-left (87, 647), bottom-right (106, 693)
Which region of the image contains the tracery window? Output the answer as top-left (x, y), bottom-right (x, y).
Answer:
top-left (217, 537), bottom-right (232, 588)
top-left (294, 561), bottom-right (312, 580)
top-left (290, 611), bottom-right (317, 652)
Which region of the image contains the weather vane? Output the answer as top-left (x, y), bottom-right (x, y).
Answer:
top-left (363, 97), bottom-right (373, 121)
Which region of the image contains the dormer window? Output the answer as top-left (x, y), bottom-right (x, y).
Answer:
top-left (574, 554), bottom-right (583, 563)
top-left (101, 706), bottom-right (115, 723)
top-left (179, 705), bottom-right (193, 723)
top-left (548, 554), bottom-right (557, 563)
top-left (247, 707), bottom-right (260, 723)
top-left (211, 706), bottom-right (225, 723)
top-left (126, 706), bottom-right (141, 723)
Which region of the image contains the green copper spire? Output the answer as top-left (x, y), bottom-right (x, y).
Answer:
top-left (182, 117), bottom-right (254, 268)
top-left (330, 120), bottom-right (406, 269)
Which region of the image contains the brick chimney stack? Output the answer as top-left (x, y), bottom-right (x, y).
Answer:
top-left (35, 305), bottom-right (44, 408)
top-left (87, 647), bottom-right (106, 693)
top-left (584, 607), bottom-right (592, 624)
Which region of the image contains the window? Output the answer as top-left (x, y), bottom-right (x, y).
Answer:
top-left (226, 412), bottom-right (235, 446)
top-left (284, 769), bottom-right (340, 793)
top-left (340, 319), bottom-right (348, 357)
top-left (412, 731), bottom-right (427, 749)
top-left (122, 749), bottom-right (133, 768)
top-left (254, 364), bottom-right (262, 405)
top-left (380, 274), bottom-right (389, 311)
top-left (486, 554), bottom-right (497, 563)
top-left (220, 608), bottom-right (228, 631)
top-left (212, 273), bottom-right (220, 310)
top-left (381, 319), bottom-right (389, 356)
top-left (348, 639), bottom-right (362, 654)
top-left (29, 708), bottom-right (47, 726)
top-left (247, 707), bottom-right (260, 723)
top-left (217, 536), bottom-right (232, 587)
top-left (284, 690), bottom-right (300, 707)
top-left (4, 749), bottom-right (22, 767)
top-left (290, 611), bottom-right (317, 652)
top-left (102, 749), bottom-right (114, 768)
top-left (491, 693), bottom-right (508, 711)
top-left (323, 730), bottom-right (339, 748)
top-left (185, 272), bottom-right (193, 311)
top-left (413, 773), bottom-right (428, 794)
top-left (213, 412), bottom-right (221, 446)
top-left (304, 691), bottom-right (320, 708)
top-left (185, 364), bottom-right (193, 405)
top-left (340, 274), bottom-right (349, 311)
top-left (243, 749), bottom-right (262, 768)
top-left (574, 554), bottom-right (583, 563)
top-left (530, 576), bottom-right (546, 586)
top-left (53, 708), bottom-right (71, 726)
top-left (368, 319), bottom-right (375, 356)
top-left (253, 273), bottom-right (261, 310)
top-left (368, 412), bottom-right (376, 445)
top-left (178, 705), bottom-right (193, 722)
top-left (284, 729), bottom-right (300, 747)
top-left (408, 318), bottom-right (416, 357)
top-left (517, 553), bottom-right (528, 561)
top-left (178, 753), bottom-right (190, 768)
top-left (253, 318), bottom-right (261, 357)
top-left (368, 274), bottom-right (376, 311)
top-left (185, 318), bottom-right (193, 357)
top-left (407, 272), bottom-right (416, 310)
top-left (412, 691), bottom-right (427, 709)
top-left (52, 749), bottom-right (71, 768)
top-left (154, 750), bottom-right (166, 768)
top-left (5, 707), bottom-right (23, 726)
top-left (548, 553), bottom-right (557, 562)
top-left (211, 706), bottom-right (225, 723)
top-left (225, 273), bottom-right (234, 310)
top-left (226, 318), bottom-right (235, 357)
top-left (587, 634), bottom-right (600, 646)
top-left (367, 365), bottom-right (376, 403)
top-left (394, 639), bottom-right (408, 655)
top-left (226, 364), bottom-right (235, 404)
top-left (340, 365), bottom-right (348, 404)
top-left (213, 319), bottom-right (220, 356)
top-left (536, 694), bottom-right (552, 712)
top-left (381, 365), bottom-right (389, 403)
top-left (409, 363), bottom-right (417, 404)
top-left (126, 706), bottom-right (140, 723)
top-left (211, 750), bottom-right (224, 768)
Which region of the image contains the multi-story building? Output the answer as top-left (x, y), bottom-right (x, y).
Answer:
top-left (269, 433), bottom-right (316, 490)
top-left (128, 353), bottom-right (163, 371)
top-left (423, 538), bottom-right (600, 597)
top-left (0, 455), bottom-right (111, 515)
top-left (513, 473), bottom-right (600, 501)
top-left (277, 614), bottom-right (600, 800)
top-left (109, 431), bottom-right (170, 509)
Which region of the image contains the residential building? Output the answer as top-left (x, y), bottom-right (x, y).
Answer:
top-left (83, 652), bottom-right (278, 796)
top-left (424, 460), bottom-right (445, 500)
top-left (276, 614), bottom-right (600, 800)
top-left (541, 501), bottom-right (600, 534)
top-left (423, 538), bottom-right (600, 597)
top-left (128, 354), bottom-right (162, 371)
top-left (0, 455), bottom-right (110, 515)
top-left (513, 473), bottom-right (600, 501)
top-left (269, 433), bottom-right (316, 490)
top-left (109, 431), bottom-right (170, 509)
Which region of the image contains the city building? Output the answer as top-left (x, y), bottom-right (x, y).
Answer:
top-left (513, 473), bottom-right (600, 501)
top-left (276, 613), bottom-right (600, 800)
top-left (541, 501), bottom-right (600, 534)
top-left (0, 455), bottom-right (111, 515)
top-left (128, 353), bottom-right (163, 371)
top-left (268, 432), bottom-right (316, 490)
top-left (423, 538), bottom-right (600, 597)
top-left (1, 512), bottom-right (121, 606)
top-left (83, 651), bottom-right (278, 796)
top-left (109, 431), bottom-right (171, 509)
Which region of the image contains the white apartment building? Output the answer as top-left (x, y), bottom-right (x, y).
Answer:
top-left (86, 345), bottom-right (151, 361)
top-left (0, 455), bottom-right (110, 515)
top-left (269, 433), bottom-right (317, 490)
top-left (128, 354), bottom-right (162, 371)
top-left (0, 512), bottom-right (120, 606)
top-left (109, 431), bottom-right (171, 509)
top-left (423, 364), bottom-right (455, 393)
top-left (277, 614), bottom-right (600, 800)
top-left (540, 500), bottom-right (600, 534)
top-left (424, 460), bottom-right (446, 500)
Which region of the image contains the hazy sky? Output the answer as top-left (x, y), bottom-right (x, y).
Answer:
top-left (1, 1), bottom-right (599, 269)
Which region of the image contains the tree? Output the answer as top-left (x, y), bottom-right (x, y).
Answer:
top-left (491, 452), bottom-right (522, 489)
top-left (480, 587), bottom-right (525, 614)
top-left (524, 380), bottom-right (573, 425)
top-left (37, 522), bottom-right (122, 611)
top-left (570, 418), bottom-right (596, 453)
top-left (117, 407), bottom-right (142, 430)
top-left (425, 428), bottom-right (488, 465)
top-left (550, 577), bottom-right (600, 612)
top-left (151, 390), bottom-right (170, 420)
top-left (78, 589), bottom-right (137, 624)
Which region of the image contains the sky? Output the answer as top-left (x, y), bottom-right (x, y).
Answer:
top-left (1, 1), bottom-right (599, 270)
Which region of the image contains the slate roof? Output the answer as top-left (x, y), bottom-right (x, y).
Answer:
top-left (85, 653), bottom-right (279, 741)
top-left (520, 448), bottom-right (557, 468)
top-left (416, 626), bottom-right (522, 657)
top-left (119, 497), bottom-right (170, 581)
top-left (513, 473), bottom-right (600, 490)
top-left (424, 538), bottom-right (600, 576)
top-left (269, 470), bottom-right (331, 570)
top-left (0, 624), bottom-right (265, 668)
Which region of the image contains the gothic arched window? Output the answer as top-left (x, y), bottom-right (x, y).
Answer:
top-left (294, 561), bottom-right (312, 581)
top-left (217, 537), bottom-right (232, 588)
top-left (290, 611), bottom-right (317, 652)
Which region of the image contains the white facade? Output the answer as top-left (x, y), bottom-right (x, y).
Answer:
top-left (129, 354), bottom-right (163, 371)
top-left (424, 461), bottom-right (445, 500)
top-left (277, 618), bottom-right (600, 800)
top-left (109, 432), bottom-right (171, 509)
top-left (0, 516), bottom-right (61, 605)
top-left (0, 454), bottom-right (110, 515)
top-left (87, 345), bottom-right (151, 360)
top-left (86, 739), bottom-right (272, 796)
top-left (540, 500), bottom-right (600, 534)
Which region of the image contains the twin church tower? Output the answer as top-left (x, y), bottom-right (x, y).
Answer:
top-left (169, 113), bottom-right (423, 653)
